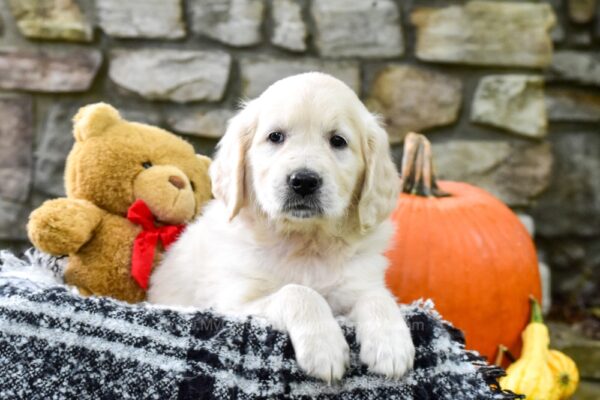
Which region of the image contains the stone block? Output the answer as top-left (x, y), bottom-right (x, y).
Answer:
top-left (7, 0), bottom-right (92, 42)
top-left (0, 48), bottom-right (101, 93)
top-left (471, 75), bottom-right (547, 138)
top-left (546, 89), bottom-right (600, 122)
top-left (190, 0), bottom-right (264, 47)
top-left (366, 65), bottom-right (462, 143)
top-left (240, 57), bottom-right (360, 98)
top-left (271, 0), bottom-right (306, 52)
top-left (548, 51), bottom-right (600, 86)
top-left (96, 0), bottom-right (185, 39)
top-left (431, 140), bottom-right (552, 207)
top-left (168, 109), bottom-right (234, 139)
top-left (412, 1), bottom-right (556, 68)
top-left (109, 50), bottom-right (231, 103)
top-left (0, 96), bottom-right (33, 203)
top-left (311, 0), bottom-right (403, 58)
top-left (531, 132), bottom-right (600, 237)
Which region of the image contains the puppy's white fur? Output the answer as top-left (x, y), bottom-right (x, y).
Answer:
top-left (148, 73), bottom-right (415, 382)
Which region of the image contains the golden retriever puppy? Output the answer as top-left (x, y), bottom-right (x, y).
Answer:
top-left (148, 73), bottom-right (415, 382)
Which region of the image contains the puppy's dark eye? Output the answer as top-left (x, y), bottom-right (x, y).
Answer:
top-left (190, 181), bottom-right (196, 192)
top-left (330, 135), bottom-right (347, 149)
top-left (142, 161), bottom-right (153, 169)
top-left (268, 131), bottom-right (285, 144)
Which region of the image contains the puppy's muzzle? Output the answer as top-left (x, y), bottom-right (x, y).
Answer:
top-left (283, 169), bottom-right (324, 218)
top-left (287, 169), bottom-right (322, 197)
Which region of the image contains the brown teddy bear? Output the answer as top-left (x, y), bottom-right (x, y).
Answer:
top-left (28, 103), bottom-right (212, 303)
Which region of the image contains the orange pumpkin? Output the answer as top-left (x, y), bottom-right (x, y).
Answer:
top-left (385, 133), bottom-right (542, 361)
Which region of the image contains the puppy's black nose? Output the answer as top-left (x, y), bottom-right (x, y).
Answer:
top-left (288, 169), bottom-right (322, 197)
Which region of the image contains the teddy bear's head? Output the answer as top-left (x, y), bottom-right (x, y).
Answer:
top-left (65, 103), bottom-right (211, 224)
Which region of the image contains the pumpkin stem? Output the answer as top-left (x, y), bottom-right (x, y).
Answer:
top-left (494, 345), bottom-right (508, 366)
top-left (400, 132), bottom-right (450, 198)
top-left (494, 344), bottom-right (517, 366)
top-left (529, 295), bottom-right (544, 324)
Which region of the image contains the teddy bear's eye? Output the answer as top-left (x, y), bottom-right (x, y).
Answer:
top-left (142, 161), bottom-right (153, 169)
top-left (190, 181), bottom-right (196, 192)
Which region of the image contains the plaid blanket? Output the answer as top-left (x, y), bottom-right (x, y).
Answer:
top-left (0, 250), bottom-right (520, 400)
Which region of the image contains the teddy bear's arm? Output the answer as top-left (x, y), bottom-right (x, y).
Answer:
top-left (28, 198), bottom-right (105, 255)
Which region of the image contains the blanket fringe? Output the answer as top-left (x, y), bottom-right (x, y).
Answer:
top-left (0, 248), bottom-right (66, 283)
top-left (464, 343), bottom-right (524, 399)
top-left (438, 319), bottom-right (523, 399)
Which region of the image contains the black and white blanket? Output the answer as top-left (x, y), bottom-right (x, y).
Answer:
top-left (0, 250), bottom-right (519, 400)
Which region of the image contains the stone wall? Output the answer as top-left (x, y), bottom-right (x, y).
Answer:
top-left (0, 0), bottom-right (599, 315)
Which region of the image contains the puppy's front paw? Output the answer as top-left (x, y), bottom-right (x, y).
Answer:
top-left (359, 320), bottom-right (415, 379)
top-left (291, 320), bottom-right (350, 383)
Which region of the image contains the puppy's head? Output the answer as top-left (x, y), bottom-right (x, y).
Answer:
top-left (211, 73), bottom-right (398, 233)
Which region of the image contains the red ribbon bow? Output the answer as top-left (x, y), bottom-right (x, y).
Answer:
top-left (127, 199), bottom-right (185, 290)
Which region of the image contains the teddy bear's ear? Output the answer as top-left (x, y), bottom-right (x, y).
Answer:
top-left (72, 103), bottom-right (122, 142)
top-left (196, 154), bottom-right (211, 169)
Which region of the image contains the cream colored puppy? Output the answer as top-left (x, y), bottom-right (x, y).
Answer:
top-left (148, 73), bottom-right (415, 382)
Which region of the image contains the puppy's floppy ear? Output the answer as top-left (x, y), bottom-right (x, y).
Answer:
top-left (357, 114), bottom-right (400, 233)
top-left (210, 101), bottom-right (257, 221)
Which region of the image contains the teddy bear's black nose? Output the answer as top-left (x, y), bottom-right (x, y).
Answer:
top-left (169, 176), bottom-right (186, 190)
